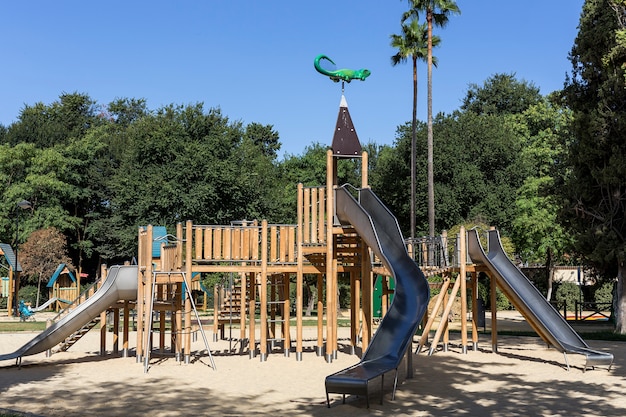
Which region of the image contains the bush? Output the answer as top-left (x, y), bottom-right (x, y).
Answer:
top-left (593, 281), bottom-right (614, 305)
top-left (18, 285), bottom-right (39, 306)
top-left (554, 282), bottom-right (582, 310)
top-left (428, 275), bottom-right (444, 298)
top-left (476, 273), bottom-right (512, 311)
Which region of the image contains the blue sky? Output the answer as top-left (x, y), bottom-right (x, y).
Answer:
top-left (1, 0), bottom-right (584, 157)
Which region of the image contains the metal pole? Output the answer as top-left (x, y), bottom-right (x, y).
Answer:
top-left (14, 200), bottom-right (31, 316)
top-left (14, 210), bottom-right (19, 316)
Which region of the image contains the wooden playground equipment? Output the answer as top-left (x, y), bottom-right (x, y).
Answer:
top-left (135, 149), bottom-right (385, 362)
top-left (131, 96), bottom-right (487, 364)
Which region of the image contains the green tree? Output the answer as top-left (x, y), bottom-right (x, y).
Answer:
top-left (461, 73), bottom-right (542, 116)
top-left (510, 99), bottom-right (573, 299)
top-left (433, 111), bottom-right (527, 233)
top-left (95, 103), bottom-right (286, 260)
top-left (4, 92), bottom-right (100, 148)
top-left (0, 143), bottom-right (81, 247)
top-left (562, 0), bottom-right (626, 332)
top-left (244, 122), bottom-right (281, 159)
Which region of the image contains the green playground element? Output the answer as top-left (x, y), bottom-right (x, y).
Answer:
top-left (314, 54), bottom-right (371, 83)
top-left (374, 275), bottom-right (396, 319)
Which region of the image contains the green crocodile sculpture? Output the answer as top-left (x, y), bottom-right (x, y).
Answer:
top-left (314, 54), bottom-right (371, 83)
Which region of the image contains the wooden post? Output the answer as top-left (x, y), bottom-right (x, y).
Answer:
top-left (142, 225), bottom-right (154, 364)
top-left (159, 307), bottom-right (166, 354)
top-left (100, 264), bottom-right (108, 356)
top-left (317, 274), bottom-right (324, 356)
top-left (136, 231), bottom-right (143, 361)
top-left (113, 307), bottom-right (120, 354)
top-left (260, 220), bottom-right (268, 361)
top-left (490, 270), bottom-right (498, 353)
top-left (361, 151), bottom-right (368, 188)
top-left (417, 277), bottom-right (451, 352)
top-left (350, 270), bottom-right (358, 355)
top-left (361, 244), bottom-right (372, 350)
top-left (459, 226), bottom-right (468, 353)
top-left (269, 275), bottom-right (276, 343)
top-left (123, 300), bottom-right (130, 357)
top-left (381, 276), bottom-right (389, 317)
top-left (240, 270), bottom-right (247, 341)
top-left (471, 271), bottom-right (479, 350)
top-left (442, 282), bottom-right (450, 352)
top-left (296, 183), bottom-right (304, 361)
top-left (213, 285), bottom-right (219, 341)
top-left (184, 220), bottom-right (193, 363)
top-left (283, 273), bottom-right (290, 357)
top-left (325, 149), bottom-right (336, 362)
top-left (174, 223), bottom-right (183, 360)
top-left (249, 298), bottom-right (256, 358)
top-left (428, 276), bottom-right (461, 355)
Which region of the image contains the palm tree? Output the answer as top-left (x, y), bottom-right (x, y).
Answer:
top-left (390, 19), bottom-right (438, 241)
top-left (404, 0), bottom-right (460, 237)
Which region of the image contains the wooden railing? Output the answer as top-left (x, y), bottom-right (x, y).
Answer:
top-left (299, 185), bottom-right (328, 246)
top-left (189, 223), bottom-right (297, 265)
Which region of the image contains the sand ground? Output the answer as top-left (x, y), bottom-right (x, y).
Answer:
top-left (0, 312), bottom-right (624, 417)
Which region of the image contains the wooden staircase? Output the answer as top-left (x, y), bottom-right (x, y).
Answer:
top-left (54, 317), bottom-right (101, 353)
top-left (47, 280), bottom-right (103, 355)
top-left (214, 277), bottom-right (250, 340)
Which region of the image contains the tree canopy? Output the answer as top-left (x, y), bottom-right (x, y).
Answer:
top-left (561, 0), bottom-right (626, 331)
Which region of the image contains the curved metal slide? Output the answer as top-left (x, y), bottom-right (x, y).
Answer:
top-left (325, 186), bottom-right (430, 407)
top-left (0, 265), bottom-right (138, 362)
top-left (467, 229), bottom-right (613, 371)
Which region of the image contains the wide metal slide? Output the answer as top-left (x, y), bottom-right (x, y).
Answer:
top-left (0, 265), bottom-right (138, 364)
top-left (325, 185), bottom-right (430, 407)
top-left (467, 229), bottom-right (613, 371)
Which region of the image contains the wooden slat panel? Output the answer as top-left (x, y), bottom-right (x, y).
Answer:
top-left (242, 228), bottom-right (250, 260)
top-left (213, 228), bottom-right (222, 260)
top-left (251, 227), bottom-right (259, 260)
top-left (223, 228), bottom-right (232, 260)
top-left (288, 226), bottom-right (296, 263)
top-left (279, 226), bottom-right (288, 262)
top-left (311, 188), bottom-right (318, 244)
top-left (318, 188), bottom-right (326, 243)
top-left (233, 228), bottom-right (241, 260)
top-left (206, 228), bottom-right (213, 259)
top-left (270, 226), bottom-right (278, 262)
top-left (303, 188), bottom-right (310, 244)
top-left (195, 228), bottom-right (203, 260)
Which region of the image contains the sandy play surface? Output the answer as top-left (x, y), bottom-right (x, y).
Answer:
top-left (0, 322), bottom-right (623, 417)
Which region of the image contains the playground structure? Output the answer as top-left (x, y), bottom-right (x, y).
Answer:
top-left (0, 242), bottom-right (22, 318)
top-left (46, 263), bottom-right (79, 311)
top-left (0, 92), bottom-right (614, 408)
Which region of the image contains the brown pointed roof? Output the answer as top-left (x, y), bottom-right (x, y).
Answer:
top-left (331, 95), bottom-right (362, 158)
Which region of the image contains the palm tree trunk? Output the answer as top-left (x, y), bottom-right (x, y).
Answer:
top-left (427, 10), bottom-right (435, 237)
top-left (411, 56), bottom-right (418, 241)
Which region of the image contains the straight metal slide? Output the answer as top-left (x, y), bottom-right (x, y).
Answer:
top-left (467, 229), bottom-right (613, 371)
top-left (0, 265), bottom-right (138, 362)
top-left (325, 186), bottom-right (430, 407)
